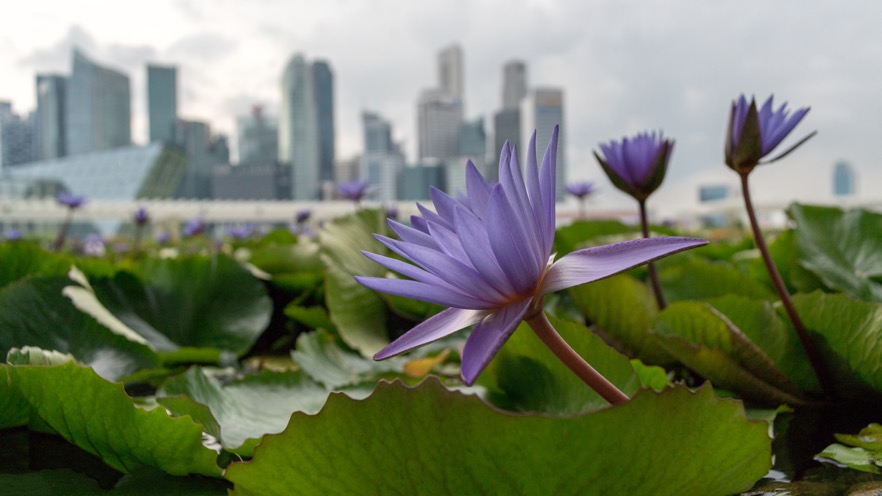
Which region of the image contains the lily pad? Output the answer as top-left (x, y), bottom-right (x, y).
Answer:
top-left (3, 361), bottom-right (221, 477)
top-left (790, 203), bottom-right (882, 301)
top-left (817, 424), bottom-right (882, 474)
top-left (89, 254), bottom-right (272, 357)
top-left (225, 378), bottom-right (771, 496)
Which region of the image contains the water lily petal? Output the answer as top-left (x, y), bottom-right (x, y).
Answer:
top-left (453, 205), bottom-right (515, 296)
top-left (374, 307), bottom-right (485, 360)
top-left (355, 276), bottom-right (495, 309)
top-left (460, 298), bottom-right (532, 385)
top-left (486, 185), bottom-right (540, 294)
top-left (540, 237), bottom-right (708, 295)
top-left (540, 126), bottom-right (559, 250)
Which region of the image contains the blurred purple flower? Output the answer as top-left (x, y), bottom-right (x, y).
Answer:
top-left (4, 229), bottom-right (22, 241)
top-left (156, 231), bottom-right (171, 244)
top-left (565, 181), bottom-right (595, 200)
top-left (357, 126), bottom-right (706, 385)
top-left (82, 234), bottom-right (106, 257)
top-left (725, 94), bottom-right (814, 174)
top-left (226, 224), bottom-right (255, 240)
top-left (134, 207), bottom-right (149, 226)
top-left (594, 131), bottom-right (673, 201)
top-left (386, 205), bottom-right (399, 220)
top-left (57, 192), bottom-right (87, 209)
top-left (337, 180), bottom-right (370, 202)
top-left (182, 217), bottom-right (204, 238)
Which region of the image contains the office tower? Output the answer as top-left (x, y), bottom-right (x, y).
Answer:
top-left (313, 61), bottom-right (335, 183)
top-left (362, 111), bottom-right (404, 201)
top-left (833, 161), bottom-right (856, 197)
top-left (417, 88), bottom-right (462, 161)
top-left (502, 60), bottom-right (527, 110)
top-left (66, 49), bottom-right (131, 155)
top-left (0, 102), bottom-right (36, 169)
top-left (35, 74), bottom-right (67, 160)
top-left (521, 87), bottom-right (565, 200)
top-left (147, 64), bottom-right (177, 143)
top-left (237, 105), bottom-right (278, 164)
top-left (279, 54), bottom-right (335, 200)
top-left (174, 119), bottom-right (213, 198)
top-left (438, 44), bottom-right (464, 107)
top-left (448, 116), bottom-right (487, 194)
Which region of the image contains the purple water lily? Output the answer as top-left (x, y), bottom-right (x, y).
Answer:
top-left (337, 180), bottom-right (370, 203)
top-left (357, 126), bottom-right (706, 395)
top-left (182, 217), bottom-right (205, 238)
top-left (296, 209), bottom-right (312, 224)
top-left (725, 94), bottom-right (831, 396)
top-left (565, 181), bottom-right (595, 200)
top-left (725, 94), bottom-right (814, 174)
top-left (56, 192), bottom-right (87, 209)
top-left (594, 131), bottom-right (672, 202)
top-left (226, 224), bottom-right (255, 240)
top-left (134, 207), bottom-right (149, 226)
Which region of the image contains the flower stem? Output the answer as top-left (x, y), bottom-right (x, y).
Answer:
top-left (524, 309), bottom-right (629, 406)
top-left (52, 208), bottom-right (74, 252)
top-left (738, 173), bottom-right (835, 397)
top-left (639, 200), bottom-right (666, 310)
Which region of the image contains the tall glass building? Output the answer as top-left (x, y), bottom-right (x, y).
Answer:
top-left (66, 50), bottom-right (131, 155)
top-left (833, 161), bottom-right (856, 197)
top-left (147, 64), bottom-right (177, 143)
top-left (279, 54), bottom-right (335, 200)
top-left (35, 74), bottom-right (67, 160)
top-left (362, 111), bottom-right (403, 201)
top-left (237, 106), bottom-right (278, 165)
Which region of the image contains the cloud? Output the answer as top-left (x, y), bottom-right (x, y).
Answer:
top-left (166, 33), bottom-right (237, 61)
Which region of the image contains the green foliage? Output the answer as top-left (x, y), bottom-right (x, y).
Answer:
top-left (481, 317), bottom-right (651, 414)
top-left (0, 242), bottom-right (72, 288)
top-left (225, 378), bottom-right (771, 496)
top-left (568, 273), bottom-right (669, 363)
top-left (790, 203), bottom-right (882, 301)
top-left (89, 253), bottom-right (272, 358)
top-left (659, 257), bottom-right (775, 302)
top-left (818, 423), bottom-right (882, 474)
top-left (319, 208), bottom-right (393, 356)
top-left (2, 360), bottom-right (221, 477)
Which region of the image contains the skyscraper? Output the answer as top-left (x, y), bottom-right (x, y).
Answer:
top-left (362, 111), bottom-right (404, 201)
top-left (313, 61), bottom-right (335, 184)
top-left (417, 89), bottom-right (462, 161)
top-left (237, 105), bottom-right (278, 164)
top-left (66, 49), bottom-right (131, 155)
top-left (147, 64), bottom-right (177, 143)
top-left (174, 118), bottom-right (213, 199)
top-left (438, 44), bottom-right (464, 106)
top-left (501, 60), bottom-right (527, 110)
top-left (279, 54), bottom-right (335, 200)
top-left (0, 102), bottom-right (36, 169)
top-left (521, 87), bottom-right (565, 200)
top-left (833, 161), bottom-right (856, 197)
top-left (35, 74), bottom-right (67, 160)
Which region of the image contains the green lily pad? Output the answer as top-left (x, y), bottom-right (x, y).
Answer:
top-left (659, 258), bottom-right (775, 302)
top-left (481, 316), bottom-right (650, 414)
top-left (319, 208), bottom-right (392, 356)
top-left (0, 469), bottom-right (230, 495)
top-left (568, 273), bottom-right (670, 364)
top-left (225, 378), bottom-right (771, 496)
top-left (792, 291), bottom-right (882, 397)
top-left (89, 254), bottom-right (272, 357)
top-left (3, 361), bottom-right (221, 477)
top-left (290, 329), bottom-right (403, 389)
top-left (552, 219), bottom-right (636, 255)
top-left (790, 203), bottom-right (882, 301)
top-left (158, 366), bottom-right (370, 457)
top-left (0, 241), bottom-right (72, 288)
top-left (818, 424), bottom-right (882, 474)
top-left (652, 301), bottom-right (807, 405)
top-left (0, 275), bottom-right (159, 381)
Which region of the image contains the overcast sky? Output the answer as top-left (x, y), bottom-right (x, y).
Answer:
top-left (2, 0), bottom-right (880, 215)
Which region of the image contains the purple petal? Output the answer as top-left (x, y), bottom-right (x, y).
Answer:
top-left (374, 307), bottom-right (484, 360)
top-left (540, 126), bottom-right (559, 252)
top-left (540, 237), bottom-right (708, 295)
top-left (498, 147), bottom-right (543, 272)
top-left (524, 131), bottom-right (549, 257)
top-left (387, 219), bottom-right (437, 249)
top-left (460, 298), bottom-right (532, 385)
top-left (361, 251), bottom-right (464, 291)
top-left (453, 205), bottom-right (515, 296)
top-left (465, 160), bottom-right (493, 218)
top-left (486, 185), bottom-right (541, 294)
top-left (356, 276), bottom-right (495, 309)
top-left (430, 187), bottom-right (460, 226)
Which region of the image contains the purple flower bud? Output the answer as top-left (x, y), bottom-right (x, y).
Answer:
top-left (134, 207), bottom-right (149, 226)
top-left (565, 181), bottom-right (595, 200)
top-left (337, 180), bottom-right (371, 202)
top-left (594, 131), bottom-right (673, 201)
top-left (296, 209), bottom-right (312, 224)
top-left (82, 234), bottom-right (106, 257)
top-left (182, 217), bottom-right (204, 238)
top-left (725, 94), bottom-right (813, 174)
top-left (226, 224), bottom-right (255, 240)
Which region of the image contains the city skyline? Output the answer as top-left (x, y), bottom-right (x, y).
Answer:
top-left (2, 1), bottom-right (881, 212)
